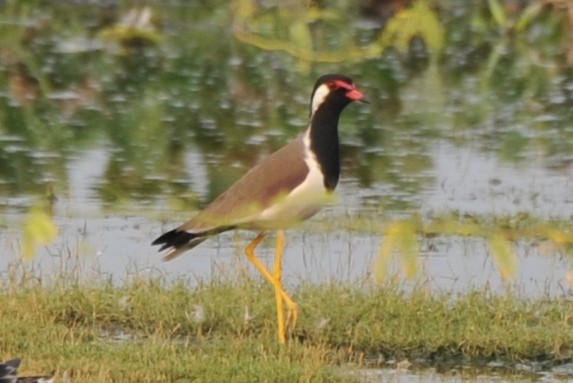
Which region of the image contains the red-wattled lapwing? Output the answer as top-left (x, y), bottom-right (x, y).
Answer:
top-left (152, 74), bottom-right (368, 342)
top-left (0, 358), bottom-right (55, 383)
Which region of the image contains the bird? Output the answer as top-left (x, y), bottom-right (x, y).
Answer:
top-left (152, 74), bottom-right (368, 342)
top-left (0, 358), bottom-right (54, 383)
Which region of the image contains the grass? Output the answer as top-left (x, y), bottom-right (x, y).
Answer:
top-left (1, 264), bottom-right (572, 383)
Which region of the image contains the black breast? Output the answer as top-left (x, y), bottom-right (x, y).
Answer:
top-left (309, 105), bottom-right (341, 191)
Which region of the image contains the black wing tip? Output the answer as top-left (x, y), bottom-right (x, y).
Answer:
top-left (151, 229), bottom-right (198, 250)
top-left (151, 226), bottom-right (236, 256)
top-left (151, 229), bottom-right (173, 246)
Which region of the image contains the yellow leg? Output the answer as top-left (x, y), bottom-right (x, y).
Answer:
top-left (273, 230), bottom-right (285, 343)
top-left (245, 232), bottom-right (297, 343)
top-left (273, 230), bottom-right (297, 334)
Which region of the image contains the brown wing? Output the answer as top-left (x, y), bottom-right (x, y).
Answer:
top-left (179, 136), bottom-right (309, 232)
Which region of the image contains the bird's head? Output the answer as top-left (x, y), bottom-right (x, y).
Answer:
top-left (309, 74), bottom-right (368, 117)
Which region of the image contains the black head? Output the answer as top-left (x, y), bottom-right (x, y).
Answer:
top-left (306, 75), bottom-right (368, 191)
top-left (309, 74), bottom-right (368, 117)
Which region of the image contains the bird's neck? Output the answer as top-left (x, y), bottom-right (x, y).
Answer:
top-left (307, 105), bottom-right (342, 191)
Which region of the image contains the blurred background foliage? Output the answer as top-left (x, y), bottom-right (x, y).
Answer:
top-left (1, 0), bottom-right (573, 277)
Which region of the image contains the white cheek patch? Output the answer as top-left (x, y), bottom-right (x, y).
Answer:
top-left (311, 84), bottom-right (330, 115)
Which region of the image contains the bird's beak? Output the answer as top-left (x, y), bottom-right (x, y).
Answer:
top-left (346, 88), bottom-right (370, 103)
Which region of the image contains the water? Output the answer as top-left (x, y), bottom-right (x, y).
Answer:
top-left (2, 141), bottom-right (570, 297)
top-left (358, 366), bottom-right (573, 383)
top-left (1, 2), bottom-right (573, 380)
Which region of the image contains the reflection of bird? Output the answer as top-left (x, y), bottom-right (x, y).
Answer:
top-left (153, 74), bottom-right (368, 342)
top-left (0, 358), bottom-right (54, 383)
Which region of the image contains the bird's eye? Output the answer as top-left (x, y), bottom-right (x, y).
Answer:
top-left (327, 81), bottom-right (337, 90)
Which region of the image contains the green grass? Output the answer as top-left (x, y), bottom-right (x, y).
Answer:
top-left (1, 269), bottom-right (572, 382)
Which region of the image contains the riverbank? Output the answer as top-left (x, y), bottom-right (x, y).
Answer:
top-left (1, 269), bottom-right (571, 382)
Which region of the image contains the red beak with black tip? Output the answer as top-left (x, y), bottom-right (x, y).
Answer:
top-left (345, 87), bottom-right (369, 103)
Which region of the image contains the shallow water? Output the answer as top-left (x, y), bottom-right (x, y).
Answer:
top-left (3, 4), bottom-right (573, 382)
top-left (1, 3), bottom-right (573, 297)
top-left (358, 366), bottom-right (573, 383)
top-left (2, 142), bottom-right (571, 298)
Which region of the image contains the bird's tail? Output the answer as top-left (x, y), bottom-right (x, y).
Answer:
top-left (151, 229), bottom-right (207, 261)
top-left (151, 226), bottom-right (234, 261)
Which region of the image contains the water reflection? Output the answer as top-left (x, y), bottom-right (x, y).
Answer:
top-left (2, 143), bottom-right (571, 298)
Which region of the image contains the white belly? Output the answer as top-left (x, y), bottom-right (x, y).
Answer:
top-left (253, 182), bottom-right (334, 229)
top-left (248, 138), bottom-right (334, 230)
